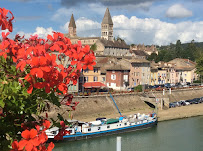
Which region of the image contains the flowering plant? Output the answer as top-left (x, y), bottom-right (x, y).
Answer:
top-left (0, 7), bottom-right (96, 151)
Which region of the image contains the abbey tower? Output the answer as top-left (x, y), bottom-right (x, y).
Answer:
top-left (68, 14), bottom-right (77, 37)
top-left (101, 8), bottom-right (113, 41)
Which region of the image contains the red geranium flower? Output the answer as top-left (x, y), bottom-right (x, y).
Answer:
top-left (18, 129), bottom-right (38, 151)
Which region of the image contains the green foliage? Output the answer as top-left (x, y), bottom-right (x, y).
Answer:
top-left (175, 40), bottom-right (182, 58)
top-left (90, 43), bottom-right (97, 52)
top-left (134, 85), bottom-right (142, 92)
top-left (0, 56), bottom-right (62, 150)
top-left (147, 40), bottom-right (203, 63)
top-left (146, 52), bottom-right (157, 62)
top-left (195, 52), bottom-right (203, 80)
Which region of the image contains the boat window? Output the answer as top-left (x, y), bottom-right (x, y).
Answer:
top-left (107, 126), bottom-right (110, 128)
top-left (120, 124), bottom-right (121, 126)
top-left (117, 125), bottom-right (118, 127)
top-left (69, 130), bottom-right (72, 133)
top-left (98, 127), bottom-right (101, 130)
top-left (88, 128), bottom-right (91, 132)
top-left (124, 123), bottom-right (127, 125)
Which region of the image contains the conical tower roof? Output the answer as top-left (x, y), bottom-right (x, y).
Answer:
top-left (102, 8), bottom-right (113, 25)
top-left (69, 14), bottom-right (76, 28)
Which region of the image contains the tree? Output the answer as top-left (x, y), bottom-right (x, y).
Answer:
top-left (0, 7), bottom-right (96, 150)
top-left (175, 40), bottom-right (183, 58)
top-left (155, 49), bottom-right (167, 62)
top-left (147, 52), bottom-right (158, 62)
top-left (90, 43), bottom-right (97, 52)
top-left (196, 52), bottom-right (203, 83)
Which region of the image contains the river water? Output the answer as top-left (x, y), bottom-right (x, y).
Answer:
top-left (53, 116), bottom-right (203, 151)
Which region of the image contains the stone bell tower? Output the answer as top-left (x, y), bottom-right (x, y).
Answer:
top-left (101, 8), bottom-right (113, 41)
top-left (68, 14), bottom-right (77, 37)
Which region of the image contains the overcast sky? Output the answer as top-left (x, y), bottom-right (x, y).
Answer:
top-left (1, 0), bottom-right (203, 46)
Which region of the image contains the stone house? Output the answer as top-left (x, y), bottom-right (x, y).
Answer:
top-left (106, 64), bottom-right (130, 90)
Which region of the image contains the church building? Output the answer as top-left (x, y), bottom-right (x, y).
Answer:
top-left (65, 8), bottom-right (131, 57)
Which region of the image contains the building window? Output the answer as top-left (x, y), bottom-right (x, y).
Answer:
top-left (123, 75), bottom-right (128, 82)
top-left (102, 77), bottom-right (105, 82)
top-left (94, 76), bottom-right (98, 82)
top-left (111, 74), bottom-right (116, 80)
top-left (84, 77), bottom-right (88, 82)
top-left (112, 71), bottom-right (115, 73)
top-left (84, 69), bottom-right (89, 73)
top-left (94, 68), bottom-right (98, 73)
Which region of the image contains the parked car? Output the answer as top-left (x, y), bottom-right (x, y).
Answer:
top-left (186, 82), bottom-right (191, 86)
top-left (175, 83), bottom-right (183, 88)
top-left (164, 83), bottom-right (171, 88)
top-left (127, 87), bottom-right (134, 91)
top-left (185, 101), bottom-right (190, 105)
top-left (185, 99), bottom-right (194, 104)
top-left (192, 98), bottom-right (200, 104)
top-left (169, 102), bottom-right (178, 108)
top-left (169, 102), bottom-right (176, 108)
top-left (152, 85), bottom-right (159, 88)
top-left (178, 100), bottom-right (186, 106)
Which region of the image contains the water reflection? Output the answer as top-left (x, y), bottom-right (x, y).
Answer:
top-left (54, 116), bottom-right (203, 151)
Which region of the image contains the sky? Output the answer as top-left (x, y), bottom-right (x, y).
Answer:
top-left (1, 0), bottom-right (203, 46)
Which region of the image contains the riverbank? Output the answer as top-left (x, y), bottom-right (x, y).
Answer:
top-left (74, 103), bottom-right (203, 122)
top-left (47, 88), bottom-right (203, 123)
top-left (158, 103), bottom-right (203, 121)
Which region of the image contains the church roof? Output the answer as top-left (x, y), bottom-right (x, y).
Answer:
top-left (102, 8), bottom-right (113, 25)
top-left (131, 50), bottom-right (148, 57)
top-left (69, 14), bottom-right (76, 28)
top-left (100, 38), bottom-right (130, 49)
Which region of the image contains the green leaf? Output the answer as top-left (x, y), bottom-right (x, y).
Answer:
top-left (0, 99), bottom-right (5, 108)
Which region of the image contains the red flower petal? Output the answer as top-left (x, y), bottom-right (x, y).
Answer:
top-left (60, 121), bottom-right (65, 128)
top-left (21, 129), bottom-right (37, 139)
top-left (30, 68), bottom-right (43, 78)
top-left (47, 142), bottom-right (55, 151)
top-left (47, 34), bottom-right (53, 41)
top-left (11, 141), bottom-right (19, 149)
top-left (27, 85), bottom-right (33, 94)
top-left (16, 60), bottom-right (26, 71)
top-left (43, 120), bottom-right (50, 130)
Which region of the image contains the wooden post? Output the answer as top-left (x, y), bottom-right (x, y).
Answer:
top-left (117, 136), bottom-right (121, 151)
top-left (161, 98), bottom-right (163, 110)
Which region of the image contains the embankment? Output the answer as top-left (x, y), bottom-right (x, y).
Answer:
top-left (48, 88), bottom-right (203, 122)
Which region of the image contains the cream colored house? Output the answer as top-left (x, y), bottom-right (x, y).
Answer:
top-left (168, 58), bottom-right (197, 84)
top-left (150, 62), bottom-right (158, 85)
